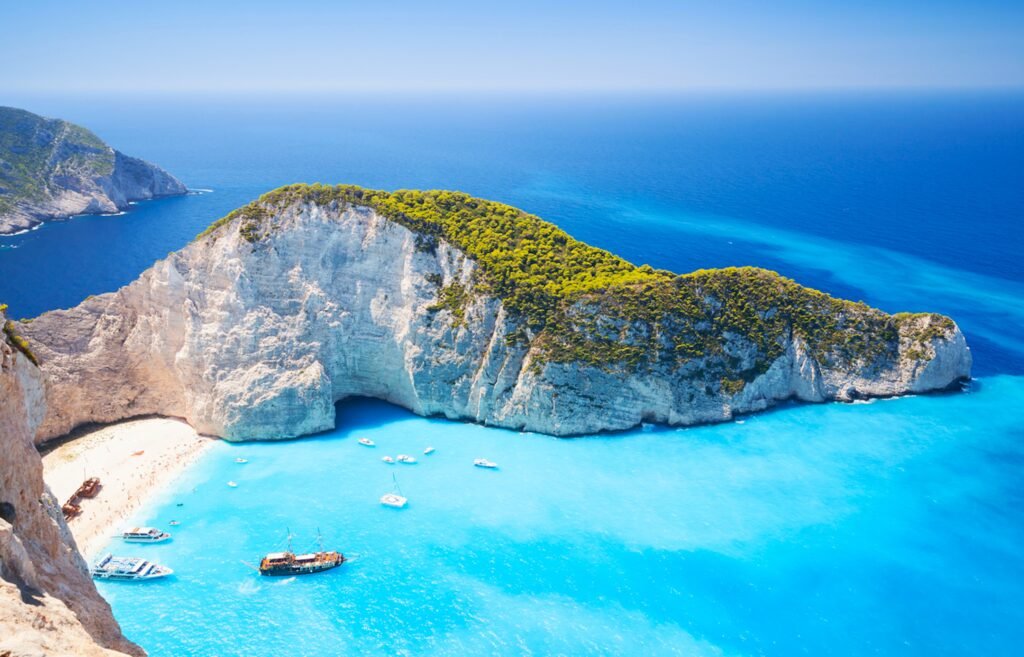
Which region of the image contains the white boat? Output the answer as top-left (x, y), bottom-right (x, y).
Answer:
top-left (234, 457), bottom-right (248, 464)
top-left (424, 446), bottom-right (435, 455)
top-left (227, 481), bottom-right (239, 487)
top-left (121, 527), bottom-right (171, 543)
top-left (382, 456), bottom-right (395, 464)
top-left (474, 458), bottom-right (498, 469)
top-left (358, 438), bottom-right (375, 447)
top-left (168, 520), bottom-right (181, 526)
top-left (91, 554), bottom-right (173, 580)
top-left (396, 454), bottom-right (417, 464)
top-left (380, 493), bottom-right (408, 508)
top-left (380, 474), bottom-right (408, 508)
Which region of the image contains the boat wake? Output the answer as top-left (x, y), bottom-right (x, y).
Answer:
top-left (237, 579), bottom-right (261, 596)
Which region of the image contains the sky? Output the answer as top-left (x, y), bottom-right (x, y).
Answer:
top-left (2, 0), bottom-right (1022, 94)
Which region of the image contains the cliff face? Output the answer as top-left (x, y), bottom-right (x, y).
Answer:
top-left (20, 186), bottom-right (972, 443)
top-left (0, 309), bottom-right (142, 657)
top-left (0, 106), bottom-right (187, 235)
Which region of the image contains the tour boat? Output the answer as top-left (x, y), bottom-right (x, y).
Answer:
top-left (380, 474), bottom-right (408, 508)
top-left (396, 454), bottom-right (417, 464)
top-left (258, 531), bottom-right (345, 576)
top-left (91, 554), bottom-right (173, 580)
top-left (227, 481), bottom-right (238, 487)
top-left (474, 458), bottom-right (499, 469)
top-left (424, 446), bottom-right (435, 455)
top-left (234, 457), bottom-right (248, 463)
top-left (121, 527), bottom-right (171, 543)
top-left (382, 455), bottom-right (395, 464)
top-left (358, 438), bottom-right (375, 447)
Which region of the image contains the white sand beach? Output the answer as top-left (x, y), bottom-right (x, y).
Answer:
top-left (42, 417), bottom-right (217, 559)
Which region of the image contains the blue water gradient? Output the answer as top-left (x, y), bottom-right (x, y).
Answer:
top-left (1, 93), bottom-right (1022, 655)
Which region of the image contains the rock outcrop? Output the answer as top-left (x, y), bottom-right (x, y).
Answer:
top-left (20, 185), bottom-right (971, 443)
top-left (0, 106), bottom-right (187, 235)
top-left (0, 307), bottom-right (142, 656)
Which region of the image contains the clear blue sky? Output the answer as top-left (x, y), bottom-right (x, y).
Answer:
top-left (3, 0), bottom-right (1022, 93)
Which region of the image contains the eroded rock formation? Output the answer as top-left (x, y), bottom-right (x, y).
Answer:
top-left (0, 308), bottom-right (142, 657)
top-left (20, 186), bottom-right (972, 443)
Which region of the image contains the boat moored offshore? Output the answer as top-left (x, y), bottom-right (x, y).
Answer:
top-left (121, 527), bottom-right (171, 543)
top-left (358, 438), bottom-right (375, 447)
top-left (381, 473), bottom-right (408, 508)
top-left (91, 554), bottom-right (173, 580)
top-left (474, 458), bottom-right (499, 469)
top-left (258, 531), bottom-right (345, 576)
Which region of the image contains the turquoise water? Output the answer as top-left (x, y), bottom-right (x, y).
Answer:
top-left (98, 381), bottom-right (1024, 656)
top-left (1, 93), bottom-right (1022, 655)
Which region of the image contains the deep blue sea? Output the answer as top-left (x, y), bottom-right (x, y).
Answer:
top-left (1, 92), bottom-right (1022, 656)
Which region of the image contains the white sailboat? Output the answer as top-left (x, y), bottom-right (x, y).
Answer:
top-left (380, 474), bottom-right (408, 508)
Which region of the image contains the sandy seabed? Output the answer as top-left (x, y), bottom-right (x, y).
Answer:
top-left (42, 417), bottom-right (217, 559)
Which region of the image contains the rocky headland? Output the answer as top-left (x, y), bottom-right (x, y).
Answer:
top-left (0, 106), bottom-right (187, 235)
top-left (18, 184), bottom-right (972, 444)
top-left (0, 306), bottom-right (142, 656)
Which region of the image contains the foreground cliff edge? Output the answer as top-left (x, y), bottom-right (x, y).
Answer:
top-left (0, 307), bottom-right (142, 656)
top-left (20, 184), bottom-right (971, 443)
top-left (0, 106), bottom-right (187, 235)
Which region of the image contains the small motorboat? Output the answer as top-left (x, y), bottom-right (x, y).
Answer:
top-left (122, 527), bottom-right (171, 543)
top-left (168, 520), bottom-right (181, 526)
top-left (381, 456), bottom-right (395, 464)
top-left (234, 457), bottom-right (249, 464)
top-left (91, 554), bottom-right (173, 580)
top-left (424, 446), bottom-right (435, 455)
top-left (474, 458), bottom-right (499, 469)
top-left (396, 454), bottom-right (417, 464)
top-left (227, 481), bottom-right (239, 488)
top-left (358, 438), bottom-right (375, 447)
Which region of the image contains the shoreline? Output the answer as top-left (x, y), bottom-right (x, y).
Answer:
top-left (41, 417), bottom-right (218, 559)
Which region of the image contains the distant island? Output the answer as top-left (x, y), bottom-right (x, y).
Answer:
top-left (0, 106), bottom-right (186, 235)
top-left (20, 184), bottom-right (971, 442)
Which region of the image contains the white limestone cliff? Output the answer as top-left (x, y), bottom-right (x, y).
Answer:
top-left (19, 197), bottom-right (972, 444)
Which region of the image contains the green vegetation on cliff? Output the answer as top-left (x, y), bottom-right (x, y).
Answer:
top-left (0, 106), bottom-right (113, 215)
top-left (2, 303), bottom-right (39, 366)
top-left (198, 184), bottom-right (957, 384)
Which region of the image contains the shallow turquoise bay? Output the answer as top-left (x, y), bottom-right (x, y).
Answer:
top-left (98, 377), bottom-right (1024, 657)
top-left (3, 94), bottom-right (1021, 655)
